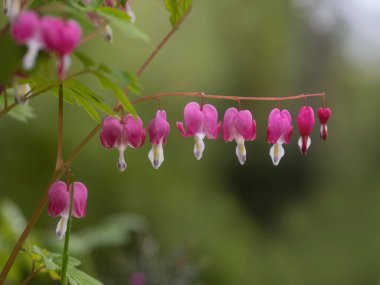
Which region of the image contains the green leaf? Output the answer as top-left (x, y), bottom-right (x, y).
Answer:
top-left (74, 51), bottom-right (95, 67)
top-left (164, 0), bottom-right (192, 27)
top-left (0, 35), bottom-right (24, 86)
top-left (97, 7), bottom-right (149, 41)
top-left (92, 71), bottom-right (136, 115)
top-left (97, 65), bottom-right (142, 95)
top-left (67, 267), bottom-right (103, 285)
top-left (32, 246), bottom-right (59, 271)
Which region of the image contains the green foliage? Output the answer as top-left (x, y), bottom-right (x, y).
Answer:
top-left (24, 245), bottom-right (103, 285)
top-left (0, 36), bottom-right (24, 86)
top-left (97, 6), bottom-right (149, 41)
top-left (0, 91), bottom-right (36, 123)
top-left (164, 0), bottom-right (192, 27)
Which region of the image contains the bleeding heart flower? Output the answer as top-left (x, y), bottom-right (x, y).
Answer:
top-left (100, 115), bottom-right (146, 172)
top-left (48, 181), bottom-right (88, 240)
top-left (267, 108), bottom-right (293, 166)
top-left (40, 16), bottom-right (82, 80)
top-left (148, 110), bottom-right (170, 169)
top-left (121, 0), bottom-right (136, 23)
top-left (297, 106), bottom-right (315, 155)
top-left (317, 107), bottom-right (331, 141)
top-left (176, 102), bottom-right (221, 160)
top-left (11, 11), bottom-right (44, 70)
top-left (222, 107), bottom-right (256, 165)
top-left (13, 83), bottom-right (31, 105)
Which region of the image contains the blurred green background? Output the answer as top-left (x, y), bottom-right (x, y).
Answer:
top-left (2, 0), bottom-right (380, 284)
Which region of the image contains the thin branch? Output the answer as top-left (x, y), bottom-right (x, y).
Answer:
top-left (20, 266), bottom-right (45, 285)
top-left (55, 84), bottom-right (64, 171)
top-left (131, 92), bottom-right (326, 105)
top-left (136, 8), bottom-right (192, 77)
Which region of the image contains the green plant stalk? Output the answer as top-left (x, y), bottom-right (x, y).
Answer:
top-left (60, 178), bottom-right (75, 285)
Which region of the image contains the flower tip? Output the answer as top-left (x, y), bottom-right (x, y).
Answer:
top-left (298, 136), bottom-right (311, 155)
top-left (270, 143), bottom-right (284, 166)
top-left (148, 144), bottom-right (164, 169)
top-left (117, 161), bottom-right (127, 172)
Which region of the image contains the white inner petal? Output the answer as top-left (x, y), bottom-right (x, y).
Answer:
top-left (148, 142), bottom-right (164, 169)
top-left (56, 211), bottom-right (68, 240)
top-left (117, 146), bottom-right (127, 172)
top-left (269, 143), bottom-right (285, 166)
top-left (194, 134), bottom-right (205, 160)
top-left (235, 141), bottom-right (246, 165)
top-left (23, 40), bottom-right (42, 70)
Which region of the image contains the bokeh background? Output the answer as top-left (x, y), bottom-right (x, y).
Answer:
top-left (1, 0), bottom-right (380, 284)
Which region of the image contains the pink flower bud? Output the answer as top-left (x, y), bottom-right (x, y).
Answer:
top-left (41, 16), bottom-right (82, 79)
top-left (11, 11), bottom-right (44, 70)
top-left (100, 115), bottom-right (146, 171)
top-left (222, 107), bottom-right (256, 165)
top-left (121, 0), bottom-right (135, 23)
top-left (148, 110), bottom-right (170, 169)
top-left (176, 102), bottom-right (221, 160)
top-left (317, 107), bottom-right (331, 141)
top-left (267, 108), bottom-right (293, 166)
top-left (48, 181), bottom-right (88, 239)
top-left (297, 106), bottom-right (315, 155)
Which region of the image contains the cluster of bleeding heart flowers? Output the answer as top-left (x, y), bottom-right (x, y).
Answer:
top-left (10, 10), bottom-right (82, 79)
top-left (100, 102), bottom-right (332, 171)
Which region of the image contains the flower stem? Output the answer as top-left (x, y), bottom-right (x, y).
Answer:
top-left (55, 84), bottom-right (64, 172)
top-left (131, 92), bottom-right (326, 105)
top-left (60, 176), bottom-right (74, 285)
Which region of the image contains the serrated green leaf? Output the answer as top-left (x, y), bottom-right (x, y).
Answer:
top-left (97, 7), bottom-right (149, 41)
top-left (164, 0), bottom-right (192, 27)
top-left (92, 71), bottom-right (136, 115)
top-left (67, 267), bottom-right (103, 285)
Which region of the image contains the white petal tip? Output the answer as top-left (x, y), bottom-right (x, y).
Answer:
top-left (117, 162), bottom-right (127, 172)
top-left (270, 143), bottom-right (285, 166)
top-left (148, 144), bottom-right (164, 169)
top-left (236, 142), bottom-right (247, 165)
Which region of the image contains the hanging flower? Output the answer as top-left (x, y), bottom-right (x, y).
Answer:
top-left (317, 107), bottom-right (331, 141)
top-left (40, 16), bottom-right (82, 80)
top-left (11, 11), bottom-right (44, 70)
top-left (100, 115), bottom-right (146, 172)
top-left (148, 110), bottom-right (170, 169)
top-left (267, 108), bottom-right (293, 166)
top-left (297, 106), bottom-right (315, 155)
top-left (48, 181), bottom-right (88, 240)
top-left (222, 107), bottom-right (256, 165)
top-left (121, 0), bottom-right (136, 23)
top-left (176, 102), bottom-right (221, 160)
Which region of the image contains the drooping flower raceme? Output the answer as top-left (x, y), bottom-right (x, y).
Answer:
top-left (177, 102), bottom-right (221, 160)
top-left (296, 106), bottom-right (315, 155)
top-left (40, 16), bottom-right (82, 80)
top-left (48, 181), bottom-right (88, 240)
top-left (317, 107), bottom-right (331, 141)
top-left (222, 107), bottom-right (256, 165)
top-left (267, 108), bottom-right (293, 166)
top-left (100, 115), bottom-right (146, 172)
top-left (148, 110), bottom-right (170, 169)
top-left (11, 11), bottom-right (44, 70)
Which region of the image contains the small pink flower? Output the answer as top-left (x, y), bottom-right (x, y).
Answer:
top-left (48, 181), bottom-right (88, 240)
top-left (100, 115), bottom-right (146, 171)
top-left (40, 16), bottom-right (82, 80)
top-left (148, 110), bottom-right (170, 169)
top-left (267, 108), bottom-right (293, 166)
top-left (317, 107), bottom-right (331, 141)
top-left (176, 102), bottom-right (221, 160)
top-left (297, 106), bottom-right (315, 155)
top-left (104, 0), bottom-right (114, 6)
top-left (11, 11), bottom-right (44, 70)
top-left (222, 107), bottom-right (256, 165)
